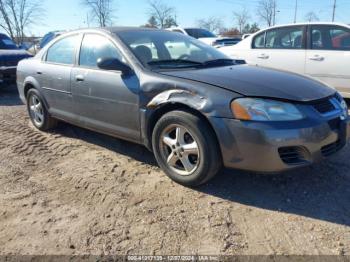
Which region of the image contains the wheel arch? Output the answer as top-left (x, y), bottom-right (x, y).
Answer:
top-left (23, 77), bottom-right (41, 97)
top-left (23, 79), bottom-right (50, 110)
top-left (144, 101), bottom-right (221, 157)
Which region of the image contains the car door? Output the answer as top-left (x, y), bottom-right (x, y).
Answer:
top-left (247, 26), bottom-right (306, 75)
top-left (39, 34), bottom-right (82, 121)
top-left (71, 33), bottom-right (140, 142)
top-left (305, 25), bottom-right (350, 98)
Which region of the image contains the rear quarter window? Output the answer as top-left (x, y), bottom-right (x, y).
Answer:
top-left (252, 32), bottom-right (265, 48)
top-left (46, 35), bottom-right (80, 65)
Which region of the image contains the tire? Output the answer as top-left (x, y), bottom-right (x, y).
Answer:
top-left (152, 110), bottom-right (222, 187)
top-left (26, 89), bottom-right (57, 131)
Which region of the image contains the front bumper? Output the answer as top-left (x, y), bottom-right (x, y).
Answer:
top-left (0, 66), bottom-right (17, 84)
top-left (209, 115), bottom-right (350, 173)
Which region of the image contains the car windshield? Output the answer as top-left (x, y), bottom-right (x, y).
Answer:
top-left (0, 35), bottom-right (18, 50)
top-left (184, 29), bottom-right (216, 39)
top-left (118, 30), bottom-right (233, 70)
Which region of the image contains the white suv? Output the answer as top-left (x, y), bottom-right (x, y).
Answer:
top-left (220, 22), bottom-right (350, 98)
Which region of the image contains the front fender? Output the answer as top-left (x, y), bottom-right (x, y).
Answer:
top-left (147, 89), bottom-right (208, 111)
top-left (141, 89), bottom-right (211, 150)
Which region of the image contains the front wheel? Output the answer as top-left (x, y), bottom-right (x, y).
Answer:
top-left (152, 110), bottom-right (222, 187)
top-left (27, 89), bottom-right (57, 131)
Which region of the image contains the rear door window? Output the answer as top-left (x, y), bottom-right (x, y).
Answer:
top-left (266, 27), bottom-right (304, 49)
top-left (79, 34), bottom-right (124, 68)
top-left (253, 26), bottom-right (304, 49)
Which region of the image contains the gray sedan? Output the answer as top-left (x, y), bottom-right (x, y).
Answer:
top-left (16, 27), bottom-right (350, 186)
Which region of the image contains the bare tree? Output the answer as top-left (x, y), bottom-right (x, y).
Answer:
top-left (0, 0), bottom-right (43, 44)
top-left (148, 0), bottom-right (176, 29)
top-left (257, 0), bottom-right (276, 27)
top-left (197, 16), bottom-right (223, 33)
top-left (304, 11), bottom-right (319, 22)
top-left (82, 0), bottom-right (115, 27)
top-left (233, 8), bottom-right (250, 34)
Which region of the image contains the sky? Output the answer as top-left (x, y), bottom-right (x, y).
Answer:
top-left (23, 0), bottom-right (350, 36)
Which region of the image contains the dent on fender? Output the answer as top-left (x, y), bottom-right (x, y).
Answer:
top-left (147, 89), bottom-right (208, 110)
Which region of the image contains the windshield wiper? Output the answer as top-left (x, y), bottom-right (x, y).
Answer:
top-left (148, 59), bottom-right (203, 68)
top-left (148, 58), bottom-right (236, 69)
top-left (201, 59), bottom-right (235, 67)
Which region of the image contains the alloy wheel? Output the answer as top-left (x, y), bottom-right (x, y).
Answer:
top-left (29, 94), bottom-right (44, 126)
top-left (160, 124), bottom-right (200, 176)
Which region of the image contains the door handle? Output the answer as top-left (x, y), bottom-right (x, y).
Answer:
top-left (75, 75), bottom-right (85, 82)
top-left (36, 71), bottom-right (42, 75)
top-left (257, 54), bottom-right (269, 59)
top-left (309, 55), bottom-right (324, 61)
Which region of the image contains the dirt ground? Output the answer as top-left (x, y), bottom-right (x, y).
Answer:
top-left (0, 85), bottom-right (349, 256)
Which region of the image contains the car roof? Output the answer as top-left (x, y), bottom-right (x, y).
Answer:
top-left (107, 26), bottom-right (160, 33)
top-left (167, 27), bottom-right (209, 30)
top-left (263, 22), bottom-right (350, 30)
top-left (59, 27), bottom-right (162, 36)
top-left (0, 33), bottom-right (11, 38)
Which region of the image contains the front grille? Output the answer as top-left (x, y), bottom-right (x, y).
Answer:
top-left (335, 92), bottom-right (343, 103)
top-left (313, 99), bottom-right (336, 114)
top-left (279, 147), bottom-right (309, 165)
top-left (321, 140), bottom-right (344, 157)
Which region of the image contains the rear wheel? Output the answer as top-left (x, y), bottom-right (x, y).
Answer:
top-left (152, 110), bottom-right (222, 186)
top-left (27, 89), bottom-right (57, 131)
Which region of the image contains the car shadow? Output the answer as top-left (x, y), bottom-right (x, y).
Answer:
top-left (0, 84), bottom-right (23, 106)
top-left (197, 156), bottom-right (350, 227)
top-left (52, 122), bottom-right (158, 167)
top-left (52, 121), bottom-right (350, 227)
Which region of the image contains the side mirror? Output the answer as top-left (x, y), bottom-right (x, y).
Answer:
top-left (97, 57), bottom-right (132, 75)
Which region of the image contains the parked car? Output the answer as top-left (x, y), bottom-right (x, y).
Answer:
top-left (220, 22), bottom-right (350, 99)
top-left (167, 27), bottom-right (239, 47)
top-left (28, 31), bottom-right (65, 55)
top-left (214, 37), bottom-right (241, 48)
top-left (242, 34), bottom-right (251, 39)
top-left (17, 28), bottom-right (349, 186)
top-left (0, 33), bottom-right (32, 85)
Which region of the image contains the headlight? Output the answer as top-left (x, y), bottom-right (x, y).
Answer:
top-left (231, 98), bottom-right (304, 121)
top-left (336, 92), bottom-right (348, 117)
top-left (340, 100), bottom-right (348, 116)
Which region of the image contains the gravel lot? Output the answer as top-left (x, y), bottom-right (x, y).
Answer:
top-left (0, 85), bottom-right (349, 256)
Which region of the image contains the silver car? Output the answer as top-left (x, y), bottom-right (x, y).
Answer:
top-left (17, 27), bottom-right (350, 186)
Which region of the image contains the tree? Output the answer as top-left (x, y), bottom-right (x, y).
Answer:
top-left (0, 0), bottom-right (43, 44)
top-left (145, 15), bottom-right (159, 28)
top-left (304, 11), bottom-right (319, 22)
top-left (196, 16), bottom-right (223, 34)
top-left (233, 8), bottom-right (250, 34)
top-left (220, 27), bottom-right (240, 37)
top-left (164, 16), bottom-right (177, 28)
top-left (242, 23), bottom-right (260, 34)
top-left (249, 23), bottom-right (260, 33)
top-left (82, 0), bottom-right (115, 27)
top-left (148, 0), bottom-right (176, 29)
top-left (257, 0), bottom-right (276, 27)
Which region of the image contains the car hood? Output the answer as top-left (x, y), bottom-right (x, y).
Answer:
top-left (160, 65), bottom-right (335, 102)
top-left (0, 49), bottom-right (32, 58)
top-left (0, 49), bottom-right (32, 66)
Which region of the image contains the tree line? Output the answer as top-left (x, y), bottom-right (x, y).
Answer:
top-left (0, 0), bottom-right (323, 44)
